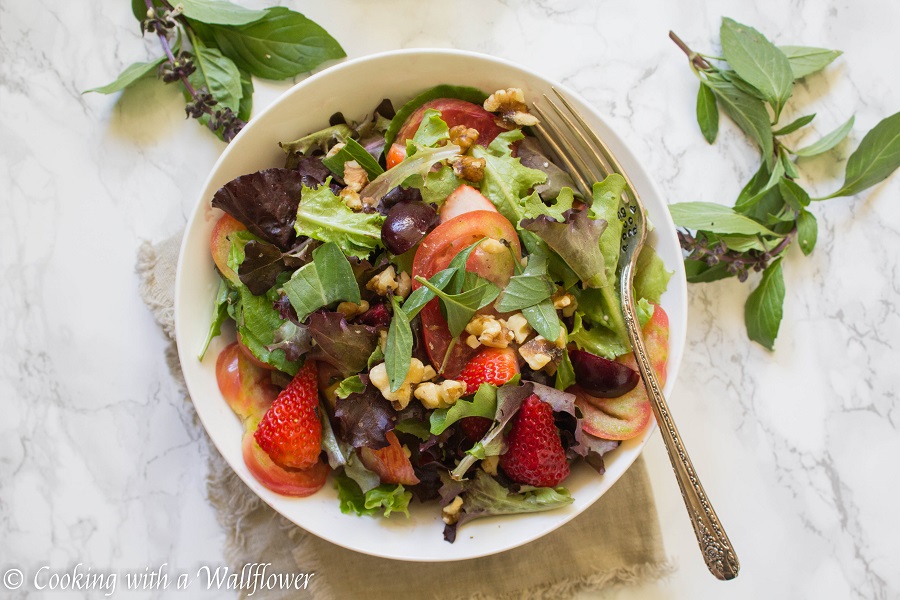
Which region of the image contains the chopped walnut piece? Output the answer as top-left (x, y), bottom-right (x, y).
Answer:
top-left (465, 314), bottom-right (514, 349)
top-left (366, 266), bottom-right (399, 296)
top-left (369, 359), bottom-right (430, 410)
top-left (448, 125), bottom-right (480, 153)
top-left (551, 289), bottom-right (578, 317)
top-left (325, 142), bottom-right (345, 159)
top-left (518, 335), bottom-right (564, 372)
top-left (342, 160), bottom-right (369, 192)
top-left (395, 271), bottom-right (412, 299)
top-left (483, 87), bottom-right (540, 127)
top-left (449, 155), bottom-right (486, 182)
top-left (502, 313), bottom-right (533, 344)
top-left (442, 496), bottom-right (464, 525)
top-left (414, 379), bottom-right (467, 410)
top-left (339, 188), bottom-right (363, 211)
top-left (336, 299), bottom-right (370, 319)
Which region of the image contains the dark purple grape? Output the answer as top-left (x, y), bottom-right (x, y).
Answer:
top-left (569, 349), bottom-right (640, 397)
top-left (381, 201), bottom-right (438, 255)
top-left (381, 185), bottom-right (422, 212)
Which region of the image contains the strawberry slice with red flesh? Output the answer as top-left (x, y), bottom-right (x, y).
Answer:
top-left (499, 394), bottom-right (570, 487)
top-left (254, 361), bottom-right (322, 470)
top-left (457, 347), bottom-right (519, 441)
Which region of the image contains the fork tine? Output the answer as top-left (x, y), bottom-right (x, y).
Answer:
top-left (531, 104), bottom-right (594, 198)
top-left (540, 94), bottom-right (610, 187)
top-left (550, 88), bottom-right (641, 206)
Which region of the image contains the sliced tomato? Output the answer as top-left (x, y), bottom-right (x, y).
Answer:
top-left (412, 210), bottom-right (521, 377)
top-left (386, 98), bottom-right (506, 169)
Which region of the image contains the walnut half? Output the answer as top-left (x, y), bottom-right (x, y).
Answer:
top-left (483, 88), bottom-right (540, 127)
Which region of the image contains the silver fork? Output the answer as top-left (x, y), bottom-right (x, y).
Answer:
top-left (532, 88), bottom-right (740, 581)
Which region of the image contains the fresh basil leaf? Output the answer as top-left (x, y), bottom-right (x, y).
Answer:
top-left (779, 46), bottom-right (842, 80)
top-left (283, 242), bottom-right (361, 321)
top-left (322, 137), bottom-right (385, 181)
top-left (773, 113), bottom-right (815, 136)
top-left (717, 234), bottom-right (776, 253)
top-left (778, 177), bottom-right (810, 211)
top-left (706, 79), bottom-right (775, 168)
top-left (522, 298), bottom-right (562, 342)
top-left (385, 296), bottom-right (414, 393)
top-left (496, 253), bottom-right (556, 312)
top-left (669, 202), bottom-right (782, 236)
top-left (237, 68), bottom-right (253, 122)
top-left (430, 383), bottom-right (498, 435)
top-left (744, 258), bottom-right (785, 350)
top-left (201, 7), bottom-right (345, 80)
top-left (84, 57), bottom-right (165, 94)
top-left (780, 147), bottom-right (800, 179)
top-left (178, 0), bottom-right (267, 25)
top-left (793, 116), bottom-right (855, 157)
top-left (696, 82), bottom-right (719, 143)
top-left (796, 209), bottom-right (818, 256)
top-left (825, 112), bottom-right (900, 198)
top-left (416, 276), bottom-right (500, 338)
top-left (294, 182), bottom-right (384, 259)
top-left (402, 268), bottom-right (454, 319)
top-left (734, 158), bottom-right (785, 212)
top-left (188, 38), bottom-right (243, 119)
top-left (720, 17), bottom-right (793, 118)
top-left (684, 260), bottom-right (733, 284)
top-left (385, 84), bottom-right (489, 148)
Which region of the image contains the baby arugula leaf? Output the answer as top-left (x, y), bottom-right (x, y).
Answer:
top-left (282, 242), bottom-right (360, 322)
top-left (385, 295), bottom-right (414, 393)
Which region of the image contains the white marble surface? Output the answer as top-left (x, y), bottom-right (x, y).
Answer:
top-left (2, 0), bottom-right (899, 598)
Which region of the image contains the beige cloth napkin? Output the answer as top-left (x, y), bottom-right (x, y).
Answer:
top-left (137, 232), bottom-right (675, 600)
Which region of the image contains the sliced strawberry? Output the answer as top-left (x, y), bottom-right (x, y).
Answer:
top-left (457, 347), bottom-right (519, 441)
top-left (254, 361), bottom-right (322, 470)
top-left (499, 394), bottom-right (570, 487)
top-left (457, 347), bottom-right (520, 394)
top-left (358, 431), bottom-right (420, 485)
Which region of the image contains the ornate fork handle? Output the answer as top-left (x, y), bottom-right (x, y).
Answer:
top-left (620, 269), bottom-right (740, 581)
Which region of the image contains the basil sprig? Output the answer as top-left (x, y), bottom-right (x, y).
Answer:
top-left (669, 18), bottom-right (900, 349)
top-left (87, 0), bottom-right (344, 141)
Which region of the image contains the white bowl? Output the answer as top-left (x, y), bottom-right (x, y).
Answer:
top-left (175, 49), bottom-right (687, 562)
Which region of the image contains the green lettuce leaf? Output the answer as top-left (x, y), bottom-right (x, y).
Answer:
top-left (282, 242), bottom-right (361, 322)
top-left (471, 130), bottom-right (548, 226)
top-left (294, 182), bottom-right (384, 259)
top-left (335, 471), bottom-right (412, 517)
top-left (633, 246), bottom-right (673, 304)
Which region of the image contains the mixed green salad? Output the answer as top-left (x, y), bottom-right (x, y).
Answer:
top-left (205, 84), bottom-right (672, 541)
